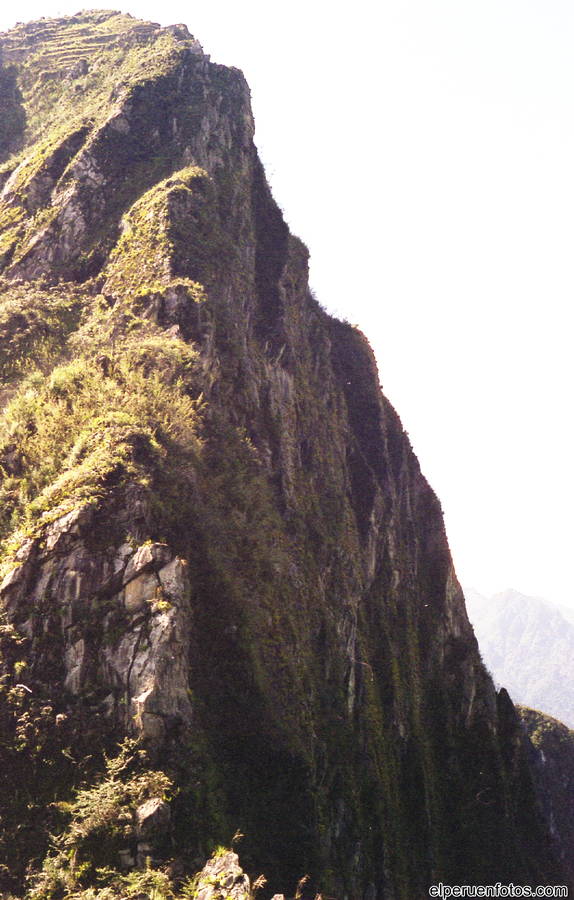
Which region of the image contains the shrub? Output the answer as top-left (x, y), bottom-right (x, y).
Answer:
top-left (0, 280), bottom-right (85, 381)
top-left (27, 739), bottom-right (172, 899)
top-left (0, 330), bottom-right (202, 550)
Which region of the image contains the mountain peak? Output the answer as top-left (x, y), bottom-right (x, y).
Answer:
top-left (0, 12), bottom-right (571, 897)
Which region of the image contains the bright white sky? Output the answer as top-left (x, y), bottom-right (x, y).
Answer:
top-left (1, 1), bottom-right (573, 608)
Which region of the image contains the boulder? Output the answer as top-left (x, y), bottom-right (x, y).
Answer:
top-left (135, 797), bottom-right (170, 840)
top-left (192, 851), bottom-right (251, 900)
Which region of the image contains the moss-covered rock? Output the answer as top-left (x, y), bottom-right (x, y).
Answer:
top-left (519, 706), bottom-right (574, 883)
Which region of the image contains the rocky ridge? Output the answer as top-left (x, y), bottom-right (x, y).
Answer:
top-left (0, 11), bottom-right (570, 900)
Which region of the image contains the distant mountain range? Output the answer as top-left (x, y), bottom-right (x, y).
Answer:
top-left (465, 588), bottom-right (574, 728)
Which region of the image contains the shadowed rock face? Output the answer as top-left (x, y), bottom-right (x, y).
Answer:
top-left (0, 11), bottom-right (569, 899)
top-left (519, 707), bottom-right (574, 884)
top-left (0, 63), bottom-right (25, 160)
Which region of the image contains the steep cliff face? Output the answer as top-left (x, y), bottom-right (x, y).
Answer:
top-left (519, 707), bottom-right (574, 884)
top-left (0, 12), bottom-right (568, 899)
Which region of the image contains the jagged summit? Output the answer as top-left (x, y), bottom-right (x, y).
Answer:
top-left (1, 10), bottom-right (201, 68)
top-left (0, 10), bottom-right (204, 170)
top-left (0, 11), bottom-right (571, 900)
top-left (0, 10), bottom-right (234, 283)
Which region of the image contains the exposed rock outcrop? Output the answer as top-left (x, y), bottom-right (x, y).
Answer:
top-left (1, 505), bottom-right (193, 743)
top-left (191, 851), bottom-right (252, 900)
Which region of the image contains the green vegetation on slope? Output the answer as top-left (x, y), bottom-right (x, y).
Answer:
top-left (0, 279), bottom-right (85, 381)
top-left (103, 167), bottom-right (212, 299)
top-left (0, 11), bottom-right (192, 161)
top-left (27, 739), bottom-right (173, 900)
top-left (0, 11), bottom-right (211, 281)
top-left (0, 326), bottom-right (201, 558)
